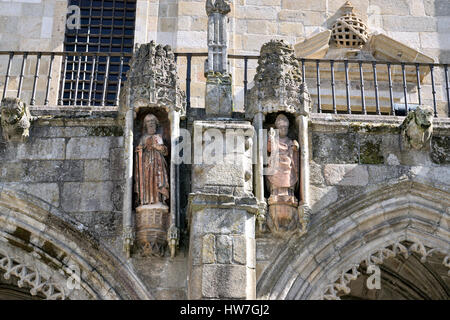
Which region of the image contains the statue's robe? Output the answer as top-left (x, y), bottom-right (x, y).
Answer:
top-left (267, 135), bottom-right (299, 196)
top-left (135, 133), bottom-right (169, 206)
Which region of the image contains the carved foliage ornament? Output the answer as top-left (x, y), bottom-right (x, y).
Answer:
top-left (0, 250), bottom-right (66, 300)
top-left (247, 40), bottom-right (309, 118)
top-left (127, 41), bottom-right (186, 115)
top-left (206, 0), bottom-right (231, 16)
top-left (322, 240), bottom-right (450, 300)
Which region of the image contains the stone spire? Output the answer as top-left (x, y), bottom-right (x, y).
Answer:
top-left (204, 0), bottom-right (233, 118)
top-left (206, 0), bottom-right (231, 74)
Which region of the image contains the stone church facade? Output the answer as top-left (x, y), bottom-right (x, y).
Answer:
top-left (0, 0), bottom-right (449, 300)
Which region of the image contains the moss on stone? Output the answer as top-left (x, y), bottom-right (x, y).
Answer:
top-left (349, 123), bottom-right (400, 134)
top-left (360, 141), bottom-right (384, 164)
top-left (88, 126), bottom-right (123, 137)
top-left (431, 136), bottom-right (450, 164)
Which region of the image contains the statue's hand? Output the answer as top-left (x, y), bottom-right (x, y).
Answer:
top-left (292, 140), bottom-right (299, 151)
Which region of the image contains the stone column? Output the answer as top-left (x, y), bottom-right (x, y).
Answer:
top-left (253, 112), bottom-right (267, 231)
top-left (168, 109), bottom-right (181, 257)
top-left (187, 120), bottom-right (257, 299)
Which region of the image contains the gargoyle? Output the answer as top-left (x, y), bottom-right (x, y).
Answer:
top-left (400, 105), bottom-right (434, 150)
top-left (1, 97), bottom-right (36, 143)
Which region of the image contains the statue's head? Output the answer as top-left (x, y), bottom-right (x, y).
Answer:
top-left (275, 114), bottom-right (289, 138)
top-left (415, 105), bottom-right (434, 129)
top-left (143, 113), bottom-right (159, 135)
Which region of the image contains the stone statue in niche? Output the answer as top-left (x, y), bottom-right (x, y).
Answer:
top-left (135, 114), bottom-right (170, 206)
top-left (134, 113), bottom-right (170, 257)
top-left (266, 114), bottom-right (300, 233)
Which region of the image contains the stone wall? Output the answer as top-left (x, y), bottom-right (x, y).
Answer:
top-left (255, 114), bottom-right (450, 289)
top-left (0, 107), bottom-right (189, 299)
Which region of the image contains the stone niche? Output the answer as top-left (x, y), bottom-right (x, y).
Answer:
top-left (247, 39), bottom-right (311, 235)
top-left (120, 41), bottom-right (186, 258)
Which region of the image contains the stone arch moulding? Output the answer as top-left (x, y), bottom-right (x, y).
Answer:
top-left (256, 180), bottom-right (450, 300)
top-left (0, 186), bottom-right (153, 300)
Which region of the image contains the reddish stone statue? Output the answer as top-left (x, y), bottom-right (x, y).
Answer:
top-left (134, 113), bottom-right (170, 256)
top-left (135, 114), bottom-right (170, 206)
top-left (266, 114), bottom-right (300, 233)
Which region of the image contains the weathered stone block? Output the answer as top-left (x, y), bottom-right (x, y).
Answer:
top-left (84, 160), bottom-right (111, 182)
top-left (66, 137), bottom-right (112, 160)
top-left (61, 182), bottom-right (114, 212)
top-left (431, 136), bottom-right (450, 164)
top-left (310, 185), bottom-right (338, 212)
top-left (4, 182), bottom-right (59, 207)
top-left (324, 164), bottom-right (369, 186)
top-left (216, 235), bottom-right (232, 264)
top-left (202, 234), bottom-right (216, 264)
top-left (312, 133), bottom-right (358, 164)
top-left (202, 264), bottom-right (247, 298)
top-left (191, 208), bottom-right (248, 235)
top-left (17, 138), bottom-right (65, 160)
top-left (22, 160), bottom-right (84, 183)
top-left (232, 235), bottom-right (246, 265)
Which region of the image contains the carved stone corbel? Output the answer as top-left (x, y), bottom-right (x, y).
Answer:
top-left (1, 97), bottom-right (35, 143)
top-left (400, 105), bottom-right (434, 151)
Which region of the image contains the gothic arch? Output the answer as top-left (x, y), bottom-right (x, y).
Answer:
top-left (256, 181), bottom-right (450, 300)
top-left (0, 186), bottom-right (153, 300)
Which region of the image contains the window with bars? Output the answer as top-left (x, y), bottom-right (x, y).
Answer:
top-left (62, 0), bottom-right (136, 106)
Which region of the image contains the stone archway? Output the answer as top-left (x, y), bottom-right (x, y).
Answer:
top-left (256, 181), bottom-right (450, 300)
top-left (0, 187), bottom-right (153, 300)
top-left (322, 240), bottom-right (449, 299)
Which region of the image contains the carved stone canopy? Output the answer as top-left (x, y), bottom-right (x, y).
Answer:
top-left (247, 40), bottom-right (311, 119)
top-left (121, 41), bottom-right (186, 117)
top-left (331, 1), bottom-right (369, 49)
top-left (206, 0), bottom-right (231, 16)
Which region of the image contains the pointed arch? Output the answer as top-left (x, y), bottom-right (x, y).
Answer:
top-left (0, 186), bottom-right (153, 300)
top-left (256, 181), bottom-right (450, 300)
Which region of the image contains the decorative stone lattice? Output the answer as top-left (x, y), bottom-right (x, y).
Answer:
top-left (331, 1), bottom-right (369, 49)
top-left (0, 250), bottom-right (66, 300)
top-left (123, 41), bottom-right (186, 116)
top-left (247, 39), bottom-right (310, 118)
top-left (321, 240), bottom-right (450, 300)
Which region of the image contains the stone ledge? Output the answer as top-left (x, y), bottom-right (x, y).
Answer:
top-left (188, 192), bottom-right (259, 214)
top-left (29, 105), bottom-right (118, 119)
top-left (310, 113), bottom-right (450, 134)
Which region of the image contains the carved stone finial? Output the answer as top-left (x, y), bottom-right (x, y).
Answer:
top-left (206, 0), bottom-right (231, 16)
top-left (401, 105), bottom-right (434, 150)
top-left (123, 41), bottom-right (186, 117)
top-left (247, 40), bottom-right (310, 119)
top-left (331, 2), bottom-right (369, 48)
top-left (1, 97), bottom-right (33, 143)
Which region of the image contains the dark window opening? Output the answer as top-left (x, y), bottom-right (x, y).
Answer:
top-left (62, 0), bottom-right (136, 106)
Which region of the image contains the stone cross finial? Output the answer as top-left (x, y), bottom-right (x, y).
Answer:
top-left (206, 0), bottom-right (231, 74)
